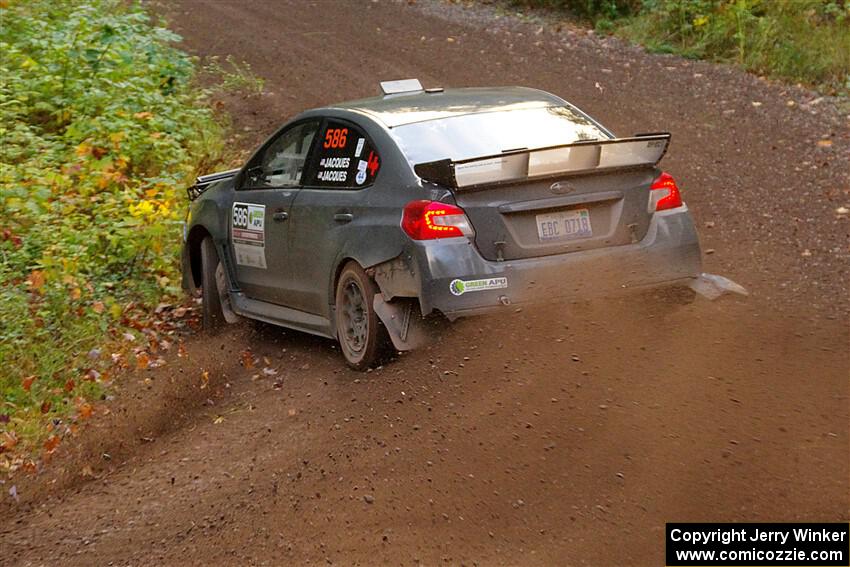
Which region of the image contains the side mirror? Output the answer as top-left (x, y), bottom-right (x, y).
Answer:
top-left (243, 165), bottom-right (264, 188)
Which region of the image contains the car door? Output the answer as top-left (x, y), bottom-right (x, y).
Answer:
top-left (285, 118), bottom-right (383, 317)
top-left (231, 119), bottom-right (320, 305)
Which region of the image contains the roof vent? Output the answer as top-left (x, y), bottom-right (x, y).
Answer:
top-left (380, 79), bottom-right (423, 95)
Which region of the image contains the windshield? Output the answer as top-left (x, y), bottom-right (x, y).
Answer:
top-left (390, 106), bottom-right (610, 164)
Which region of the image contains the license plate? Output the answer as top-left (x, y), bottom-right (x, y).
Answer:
top-left (536, 208), bottom-right (592, 241)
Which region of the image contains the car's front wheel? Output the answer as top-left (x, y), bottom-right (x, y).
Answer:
top-left (335, 262), bottom-right (390, 370)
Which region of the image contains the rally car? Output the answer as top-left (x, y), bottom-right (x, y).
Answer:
top-left (182, 80), bottom-right (702, 369)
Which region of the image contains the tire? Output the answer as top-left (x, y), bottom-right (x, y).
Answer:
top-left (200, 236), bottom-right (226, 330)
top-left (335, 262), bottom-right (390, 370)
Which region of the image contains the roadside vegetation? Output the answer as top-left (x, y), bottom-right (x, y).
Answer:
top-left (511, 0), bottom-right (850, 95)
top-left (0, 0), bottom-right (232, 471)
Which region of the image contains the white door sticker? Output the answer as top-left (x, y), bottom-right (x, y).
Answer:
top-left (232, 202), bottom-right (267, 269)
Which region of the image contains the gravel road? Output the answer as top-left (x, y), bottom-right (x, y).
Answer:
top-left (3, 1), bottom-right (848, 565)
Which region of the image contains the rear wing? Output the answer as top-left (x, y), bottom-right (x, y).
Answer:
top-left (186, 168), bottom-right (240, 201)
top-left (414, 133), bottom-right (670, 190)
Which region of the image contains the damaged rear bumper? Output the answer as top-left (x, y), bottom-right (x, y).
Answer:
top-left (377, 207), bottom-right (702, 321)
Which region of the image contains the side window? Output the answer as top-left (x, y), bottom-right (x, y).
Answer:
top-left (310, 120), bottom-right (381, 189)
top-left (244, 120), bottom-right (318, 188)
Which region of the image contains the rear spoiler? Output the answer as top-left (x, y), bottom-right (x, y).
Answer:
top-left (414, 133), bottom-right (670, 190)
top-left (186, 168), bottom-right (240, 201)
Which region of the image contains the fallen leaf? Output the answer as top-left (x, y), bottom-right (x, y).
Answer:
top-left (21, 375), bottom-right (36, 392)
top-left (177, 342), bottom-right (187, 357)
top-left (81, 465), bottom-right (94, 477)
top-left (79, 403), bottom-right (93, 419)
top-left (213, 416), bottom-right (224, 424)
top-left (136, 352), bottom-right (150, 369)
top-left (40, 400), bottom-right (52, 414)
top-left (0, 414), bottom-right (9, 424)
top-left (27, 270), bottom-right (45, 290)
top-left (817, 139), bottom-right (833, 147)
top-left (43, 435), bottom-right (60, 452)
top-left (70, 287), bottom-right (82, 300)
top-left (2, 431), bottom-right (18, 450)
top-left (240, 350), bottom-right (254, 368)
top-left (288, 408), bottom-right (297, 416)
top-left (133, 111), bottom-right (153, 119)
top-left (200, 370), bottom-right (210, 389)
top-left (64, 379), bottom-right (76, 392)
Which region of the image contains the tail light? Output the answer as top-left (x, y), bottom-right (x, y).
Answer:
top-left (401, 200), bottom-right (474, 240)
top-left (649, 171), bottom-right (683, 211)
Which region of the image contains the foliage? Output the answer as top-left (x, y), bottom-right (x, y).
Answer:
top-left (511, 0), bottom-right (850, 94)
top-left (512, 0), bottom-right (641, 20)
top-left (203, 55), bottom-right (265, 97)
top-left (0, 0), bottom-right (224, 466)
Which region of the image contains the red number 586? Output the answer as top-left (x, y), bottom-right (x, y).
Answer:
top-left (323, 128), bottom-right (348, 149)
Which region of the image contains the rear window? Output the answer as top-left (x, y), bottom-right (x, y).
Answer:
top-left (390, 106), bottom-right (609, 164)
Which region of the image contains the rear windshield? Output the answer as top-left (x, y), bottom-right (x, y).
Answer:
top-left (390, 106), bottom-right (610, 164)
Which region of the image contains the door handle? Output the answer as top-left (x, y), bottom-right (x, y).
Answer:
top-left (333, 213), bottom-right (354, 223)
top-left (273, 211), bottom-right (289, 222)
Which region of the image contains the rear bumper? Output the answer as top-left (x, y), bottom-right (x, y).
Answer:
top-left (409, 206), bottom-right (702, 319)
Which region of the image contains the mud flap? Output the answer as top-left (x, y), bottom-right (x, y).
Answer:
top-left (689, 273), bottom-right (749, 300)
top-left (215, 262), bottom-right (240, 324)
top-left (373, 296), bottom-right (430, 351)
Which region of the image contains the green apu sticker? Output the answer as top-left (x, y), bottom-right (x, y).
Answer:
top-left (449, 277), bottom-right (508, 296)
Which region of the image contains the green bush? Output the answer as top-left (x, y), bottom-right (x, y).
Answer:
top-left (621, 0), bottom-right (850, 92)
top-left (512, 0), bottom-right (642, 20)
top-left (0, 0), bottom-right (223, 463)
top-left (511, 0), bottom-right (850, 94)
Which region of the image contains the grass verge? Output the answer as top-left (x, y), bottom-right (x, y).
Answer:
top-left (510, 0), bottom-right (850, 95)
top-left (0, 0), bottom-right (226, 471)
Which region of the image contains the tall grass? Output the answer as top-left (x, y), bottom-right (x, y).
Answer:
top-left (512, 0), bottom-right (850, 94)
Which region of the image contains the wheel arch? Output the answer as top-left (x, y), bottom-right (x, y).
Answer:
top-left (330, 256), bottom-right (360, 306)
top-left (184, 224), bottom-right (213, 293)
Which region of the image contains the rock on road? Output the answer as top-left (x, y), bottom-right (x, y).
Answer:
top-left (3, 1), bottom-right (848, 566)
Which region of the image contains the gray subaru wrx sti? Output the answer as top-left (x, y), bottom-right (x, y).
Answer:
top-left (182, 80), bottom-right (702, 369)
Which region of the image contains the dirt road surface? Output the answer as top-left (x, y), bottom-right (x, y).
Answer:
top-left (3, 1), bottom-right (848, 566)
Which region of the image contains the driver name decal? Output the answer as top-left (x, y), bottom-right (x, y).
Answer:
top-left (232, 202), bottom-right (267, 269)
top-left (313, 121), bottom-right (380, 188)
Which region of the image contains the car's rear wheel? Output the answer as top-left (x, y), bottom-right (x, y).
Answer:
top-left (335, 262), bottom-right (389, 370)
top-left (200, 236), bottom-right (226, 330)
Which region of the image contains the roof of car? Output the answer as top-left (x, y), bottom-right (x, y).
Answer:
top-left (328, 86), bottom-right (569, 128)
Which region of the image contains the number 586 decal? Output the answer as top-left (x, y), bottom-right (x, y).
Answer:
top-left (232, 203), bottom-right (267, 269)
top-left (323, 127), bottom-right (348, 149)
